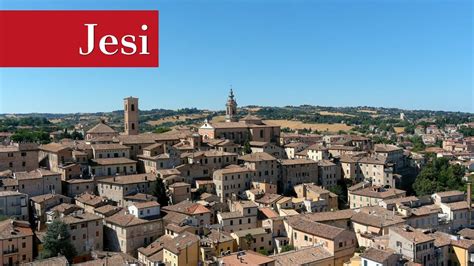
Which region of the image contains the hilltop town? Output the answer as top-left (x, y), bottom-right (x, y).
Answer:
top-left (0, 90), bottom-right (473, 266)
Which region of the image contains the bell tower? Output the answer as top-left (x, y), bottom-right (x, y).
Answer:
top-left (225, 88), bottom-right (238, 122)
top-left (124, 97), bottom-right (139, 135)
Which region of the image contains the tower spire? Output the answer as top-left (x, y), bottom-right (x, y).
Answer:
top-left (225, 86), bottom-right (238, 122)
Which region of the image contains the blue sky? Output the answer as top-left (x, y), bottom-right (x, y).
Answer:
top-left (0, 0), bottom-right (472, 114)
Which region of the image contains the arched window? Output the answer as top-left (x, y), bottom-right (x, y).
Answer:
top-left (131, 104), bottom-right (135, 111)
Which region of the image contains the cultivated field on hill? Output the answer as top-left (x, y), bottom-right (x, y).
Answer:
top-left (264, 120), bottom-right (353, 132)
top-left (147, 114), bottom-right (207, 126)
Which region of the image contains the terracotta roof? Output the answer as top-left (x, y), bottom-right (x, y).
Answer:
top-left (360, 248), bottom-right (396, 263)
top-left (259, 207), bottom-right (279, 219)
top-left (205, 229), bottom-right (234, 244)
top-left (105, 212), bottom-right (158, 227)
top-left (50, 203), bottom-right (81, 214)
top-left (162, 200), bottom-right (210, 215)
top-left (75, 192), bottom-right (107, 207)
top-left (459, 228), bottom-right (474, 239)
top-left (255, 193), bottom-right (283, 205)
top-left (86, 122), bottom-right (116, 134)
top-left (232, 227), bottom-right (269, 238)
top-left (284, 142), bottom-right (307, 148)
top-left (220, 250), bottom-right (275, 265)
top-left (307, 144), bottom-right (328, 151)
top-left (221, 209), bottom-right (246, 218)
top-left (91, 143), bottom-right (129, 150)
top-left (0, 219), bottom-right (33, 240)
top-left (444, 201), bottom-right (470, 210)
top-left (133, 201), bottom-right (160, 209)
top-left (163, 232), bottom-right (200, 254)
top-left (350, 186), bottom-right (405, 199)
top-left (94, 205), bottom-right (122, 217)
top-left (318, 159), bottom-right (336, 167)
top-left (213, 165), bottom-right (254, 175)
top-left (169, 182), bottom-right (191, 188)
top-left (137, 234), bottom-right (173, 257)
top-left (124, 193), bottom-right (157, 202)
top-left (39, 142), bottom-right (70, 153)
top-left (15, 169), bottom-right (60, 179)
top-left (99, 174), bottom-right (155, 185)
top-left (91, 157), bottom-right (136, 166)
top-left (61, 212), bottom-right (102, 225)
top-left (163, 212), bottom-right (189, 225)
top-left (389, 226), bottom-right (434, 244)
top-left (75, 251), bottom-right (138, 266)
top-left (271, 246), bottom-right (333, 265)
top-left (286, 216), bottom-right (349, 239)
top-left (30, 193), bottom-right (69, 204)
top-left (352, 207), bottom-right (405, 227)
top-left (434, 190), bottom-right (465, 198)
top-left (279, 158), bottom-right (317, 166)
top-left (239, 152), bottom-right (276, 162)
top-left (452, 239), bottom-right (474, 249)
top-left (300, 209), bottom-right (355, 222)
top-left (0, 191), bottom-right (25, 197)
top-left (374, 144), bottom-right (402, 153)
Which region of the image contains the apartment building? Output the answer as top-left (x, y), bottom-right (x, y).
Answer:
top-left (138, 144), bottom-right (180, 173)
top-left (91, 143), bottom-right (130, 159)
top-left (340, 155), bottom-right (395, 186)
top-left (162, 232), bottom-right (200, 266)
top-left (285, 216), bottom-right (357, 266)
top-left (97, 174), bottom-right (156, 207)
top-left (374, 144), bottom-right (404, 169)
top-left (249, 141), bottom-right (284, 158)
top-left (89, 157), bottom-right (137, 177)
top-left (30, 193), bottom-right (72, 229)
top-left (348, 183), bottom-right (406, 209)
top-left (306, 144), bottom-right (329, 162)
top-left (38, 142), bottom-right (74, 172)
top-left (239, 152), bottom-right (278, 185)
top-left (75, 192), bottom-right (108, 214)
top-left (294, 183), bottom-right (338, 211)
top-left (279, 159), bottom-right (318, 191)
top-left (231, 227), bottom-right (273, 253)
top-left (318, 159), bottom-right (341, 189)
top-left (104, 207), bottom-right (164, 256)
top-left (284, 142), bottom-right (308, 160)
top-left (0, 220), bottom-right (34, 265)
top-left (61, 212), bottom-right (103, 256)
top-left (168, 182), bottom-right (191, 204)
top-left (14, 169), bottom-right (62, 197)
top-left (213, 165), bottom-right (254, 202)
top-left (218, 201), bottom-right (258, 233)
top-left (181, 150), bottom-right (238, 170)
top-left (0, 143), bottom-right (38, 172)
top-left (0, 191), bottom-right (28, 220)
top-left (162, 200), bottom-right (212, 229)
top-left (388, 226), bottom-right (435, 265)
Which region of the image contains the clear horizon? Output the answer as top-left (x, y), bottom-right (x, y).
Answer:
top-left (0, 0), bottom-right (472, 114)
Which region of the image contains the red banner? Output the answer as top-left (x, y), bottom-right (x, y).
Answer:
top-left (0, 11), bottom-right (159, 67)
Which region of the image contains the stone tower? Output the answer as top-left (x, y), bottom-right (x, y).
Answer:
top-left (124, 97), bottom-right (139, 135)
top-left (225, 88), bottom-right (238, 122)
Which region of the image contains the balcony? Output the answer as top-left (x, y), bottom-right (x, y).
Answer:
top-left (3, 248), bottom-right (18, 255)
